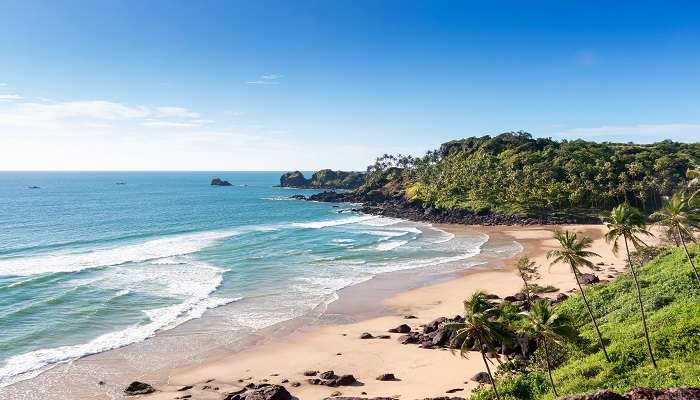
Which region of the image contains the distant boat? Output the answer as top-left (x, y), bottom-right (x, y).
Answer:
top-left (115, 182), bottom-right (126, 185)
top-left (27, 186), bottom-right (40, 189)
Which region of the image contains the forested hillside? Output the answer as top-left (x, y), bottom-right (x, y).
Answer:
top-left (359, 132), bottom-right (700, 216)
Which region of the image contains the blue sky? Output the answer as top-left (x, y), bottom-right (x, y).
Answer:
top-left (0, 0), bottom-right (698, 170)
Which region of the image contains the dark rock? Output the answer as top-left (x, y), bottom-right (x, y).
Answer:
top-left (471, 372), bottom-right (491, 384)
top-left (98, 381), bottom-right (105, 386)
top-left (624, 387), bottom-right (700, 399)
top-left (432, 329), bottom-right (453, 346)
top-left (556, 293), bottom-right (569, 302)
top-left (319, 371), bottom-right (336, 380)
top-left (124, 381), bottom-right (156, 396)
top-left (211, 177), bottom-right (233, 186)
top-left (333, 375), bottom-right (357, 386)
top-left (404, 315), bottom-right (418, 319)
top-left (424, 317), bottom-right (447, 334)
top-left (580, 273), bottom-right (600, 285)
top-left (376, 373), bottom-right (397, 381)
top-left (513, 292), bottom-right (527, 301)
top-left (243, 384), bottom-right (292, 400)
top-left (485, 294), bottom-right (500, 300)
top-left (360, 332), bottom-right (374, 339)
top-left (178, 385), bottom-right (194, 391)
top-left (304, 370), bottom-right (319, 376)
top-left (388, 324), bottom-right (411, 333)
top-left (290, 382), bottom-right (301, 387)
top-left (308, 379), bottom-right (322, 385)
top-left (503, 295), bottom-right (517, 302)
top-left (289, 195), bottom-right (307, 200)
top-left (399, 332), bottom-right (420, 344)
top-left (330, 391), bottom-right (343, 397)
top-left (445, 388), bottom-right (464, 393)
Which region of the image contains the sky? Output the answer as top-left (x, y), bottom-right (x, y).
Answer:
top-left (0, 0), bottom-right (698, 171)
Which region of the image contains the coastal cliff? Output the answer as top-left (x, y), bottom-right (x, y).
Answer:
top-left (280, 169), bottom-right (365, 189)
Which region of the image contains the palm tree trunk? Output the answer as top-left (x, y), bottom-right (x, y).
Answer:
top-left (678, 227), bottom-right (700, 284)
top-left (624, 237), bottom-right (657, 368)
top-left (542, 339), bottom-right (558, 397)
top-left (572, 266), bottom-right (610, 362)
top-left (521, 275), bottom-right (532, 305)
top-left (481, 351), bottom-right (500, 400)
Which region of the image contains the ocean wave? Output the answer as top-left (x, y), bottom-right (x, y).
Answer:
top-left (0, 260), bottom-right (241, 388)
top-left (0, 230), bottom-right (238, 277)
top-left (375, 240), bottom-right (409, 251)
top-left (292, 215), bottom-right (376, 229)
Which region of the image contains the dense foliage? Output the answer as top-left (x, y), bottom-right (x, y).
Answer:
top-left (279, 169), bottom-right (365, 189)
top-left (470, 244), bottom-right (700, 400)
top-left (361, 132), bottom-right (700, 216)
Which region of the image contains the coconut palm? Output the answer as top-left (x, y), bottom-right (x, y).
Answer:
top-left (516, 256), bottom-right (540, 305)
top-left (651, 192), bottom-right (700, 284)
top-left (444, 291), bottom-right (511, 400)
top-left (547, 230), bottom-right (610, 362)
top-left (522, 300), bottom-right (577, 397)
top-left (603, 204), bottom-right (657, 368)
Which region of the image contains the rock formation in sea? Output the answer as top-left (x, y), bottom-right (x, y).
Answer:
top-left (211, 177), bottom-right (233, 186)
top-left (279, 170), bottom-right (365, 189)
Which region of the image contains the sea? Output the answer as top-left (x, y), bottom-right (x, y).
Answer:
top-left (0, 172), bottom-right (517, 393)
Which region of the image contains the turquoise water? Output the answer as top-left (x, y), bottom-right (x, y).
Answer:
top-left (0, 172), bottom-right (489, 387)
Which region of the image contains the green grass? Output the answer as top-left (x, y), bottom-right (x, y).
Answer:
top-left (471, 243), bottom-right (700, 400)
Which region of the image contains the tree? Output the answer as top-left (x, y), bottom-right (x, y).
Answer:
top-left (546, 229), bottom-right (610, 362)
top-left (444, 292), bottom-right (511, 400)
top-left (651, 192), bottom-right (700, 284)
top-left (516, 256), bottom-right (540, 305)
top-left (522, 300), bottom-right (578, 397)
top-left (603, 204), bottom-right (657, 368)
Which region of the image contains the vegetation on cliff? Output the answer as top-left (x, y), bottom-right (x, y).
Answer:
top-left (280, 169), bottom-right (365, 189)
top-left (360, 132), bottom-right (700, 217)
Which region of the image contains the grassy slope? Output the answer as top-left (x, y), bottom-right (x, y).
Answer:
top-left (472, 244), bottom-right (700, 400)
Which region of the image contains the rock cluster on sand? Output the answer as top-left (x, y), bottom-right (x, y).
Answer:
top-left (211, 177), bottom-right (233, 186)
top-left (305, 370), bottom-right (358, 387)
top-left (223, 384), bottom-right (292, 400)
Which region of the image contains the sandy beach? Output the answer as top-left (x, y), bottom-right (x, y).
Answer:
top-left (139, 224), bottom-right (630, 400)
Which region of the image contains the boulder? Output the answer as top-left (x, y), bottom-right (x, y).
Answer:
top-left (376, 373), bottom-right (397, 381)
top-left (432, 329), bottom-right (453, 347)
top-left (555, 293), bottom-right (569, 302)
top-left (333, 375), bottom-right (357, 386)
top-left (319, 371), bottom-right (336, 380)
top-left (580, 273), bottom-right (600, 285)
top-left (243, 385), bottom-right (292, 400)
top-left (211, 177), bottom-right (233, 186)
top-left (424, 317), bottom-right (447, 334)
top-left (360, 332), bottom-right (374, 339)
top-left (470, 372), bottom-right (491, 384)
top-left (303, 370), bottom-right (318, 376)
top-left (388, 324), bottom-right (411, 333)
top-left (624, 387), bottom-right (700, 399)
top-left (124, 381), bottom-right (156, 395)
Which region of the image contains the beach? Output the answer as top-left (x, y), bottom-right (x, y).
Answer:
top-left (138, 223), bottom-right (629, 400)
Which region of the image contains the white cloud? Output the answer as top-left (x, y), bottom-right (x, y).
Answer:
top-left (0, 83), bottom-right (8, 87)
top-left (247, 73), bottom-right (282, 85)
top-left (154, 106), bottom-right (200, 119)
top-left (12, 100), bottom-right (149, 120)
top-left (192, 119), bottom-right (215, 124)
top-left (0, 94), bottom-right (23, 102)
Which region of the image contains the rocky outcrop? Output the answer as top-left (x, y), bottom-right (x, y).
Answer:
top-left (280, 171), bottom-right (308, 188)
top-left (279, 170), bottom-right (365, 189)
top-left (470, 372), bottom-right (491, 384)
top-left (211, 177), bottom-right (233, 186)
top-left (580, 273), bottom-right (600, 285)
top-left (376, 373), bottom-right (397, 381)
top-left (224, 384), bottom-right (292, 400)
top-left (292, 191), bottom-right (599, 226)
top-left (124, 381), bottom-right (156, 395)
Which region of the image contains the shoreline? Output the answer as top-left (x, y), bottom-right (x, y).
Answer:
top-left (0, 223), bottom-right (631, 400)
top-left (143, 224), bottom-right (628, 400)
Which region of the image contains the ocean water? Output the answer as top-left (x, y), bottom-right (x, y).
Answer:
top-left (0, 172), bottom-right (493, 388)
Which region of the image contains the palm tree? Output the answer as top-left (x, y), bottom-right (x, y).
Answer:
top-left (650, 192), bottom-right (700, 284)
top-left (603, 204), bottom-right (657, 368)
top-left (516, 256), bottom-right (540, 305)
top-left (444, 291), bottom-right (511, 400)
top-left (522, 300), bottom-right (578, 397)
top-left (547, 230), bottom-right (610, 362)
